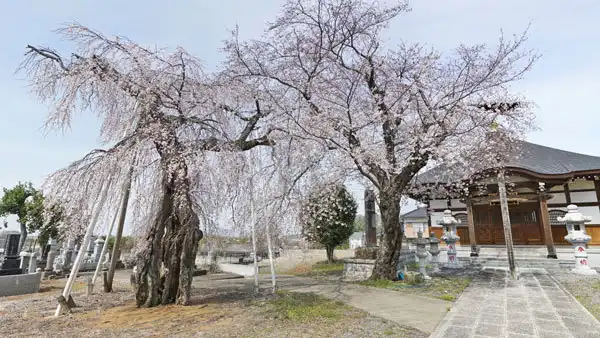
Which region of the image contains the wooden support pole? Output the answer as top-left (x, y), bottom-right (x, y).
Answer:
top-left (497, 170), bottom-right (517, 279)
top-left (55, 178), bottom-right (112, 316)
top-left (91, 193), bottom-right (124, 291)
top-left (106, 165), bottom-right (133, 292)
top-left (538, 194), bottom-right (557, 259)
top-left (466, 198), bottom-right (478, 257)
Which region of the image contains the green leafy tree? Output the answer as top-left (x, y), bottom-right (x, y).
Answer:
top-left (0, 182), bottom-right (37, 252)
top-left (0, 182), bottom-right (64, 252)
top-left (105, 235), bottom-right (136, 255)
top-left (300, 184), bottom-right (358, 263)
top-left (25, 191), bottom-right (64, 249)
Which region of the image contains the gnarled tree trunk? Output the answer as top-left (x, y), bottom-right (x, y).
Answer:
top-left (135, 97), bottom-right (203, 307)
top-left (371, 189), bottom-right (403, 280)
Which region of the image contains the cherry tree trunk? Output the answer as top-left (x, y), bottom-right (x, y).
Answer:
top-left (371, 190), bottom-right (403, 280)
top-left (134, 102), bottom-right (202, 307)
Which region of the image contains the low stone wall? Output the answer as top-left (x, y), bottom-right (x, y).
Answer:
top-left (342, 249), bottom-right (417, 281)
top-left (218, 263), bottom-right (256, 277)
top-left (342, 259), bottom-right (376, 281)
top-left (0, 272), bottom-right (42, 297)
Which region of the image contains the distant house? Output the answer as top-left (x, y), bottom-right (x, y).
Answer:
top-left (401, 207), bottom-right (429, 238)
top-left (349, 232), bottom-right (365, 249)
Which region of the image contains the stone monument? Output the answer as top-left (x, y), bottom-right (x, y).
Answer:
top-left (364, 189), bottom-right (377, 247)
top-left (558, 204), bottom-right (598, 275)
top-left (0, 231), bottom-right (22, 275)
top-left (45, 238), bottom-right (59, 273)
top-left (93, 237), bottom-right (105, 263)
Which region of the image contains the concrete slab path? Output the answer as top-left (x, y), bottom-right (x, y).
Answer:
top-left (430, 268), bottom-right (600, 338)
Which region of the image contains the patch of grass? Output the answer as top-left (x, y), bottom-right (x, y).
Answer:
top-left (357, 275), bottom-right (472, 302)
top-left (282, 261), bottom-right (345, 278)
top-left (267, 291), bottom-right (348, 322)
top-left (559, 277), bottom-right (600, 320)
top-left (438, 294), bottom-right (456, 302)
top-left (383, 328), bottom-right (395, 335)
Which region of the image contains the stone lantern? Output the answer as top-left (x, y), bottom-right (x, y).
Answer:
top-left (558, 204), bottom-right (598, 275)
top-left (438, 209), bottom-right (461, 268)
top-left (415, 230), bottom-right (431, 280)
top-left (428, 233), bottom-right (441, 273)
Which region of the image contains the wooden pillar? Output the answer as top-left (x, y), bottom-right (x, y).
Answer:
top-left (539, 193), bottom-right (557, 259)
top-left (466, 197), bottom-right (478, 257)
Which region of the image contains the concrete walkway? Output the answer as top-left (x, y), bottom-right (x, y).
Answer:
top-left (430, 268), bottom-right (600, 338)
top-left (288, 281), bottom-right (450, 333)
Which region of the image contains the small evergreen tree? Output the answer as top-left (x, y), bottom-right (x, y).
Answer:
top-left (0, 182), bottom-right (65, 252)
top-left (300, 184), bottom-right (357, 263)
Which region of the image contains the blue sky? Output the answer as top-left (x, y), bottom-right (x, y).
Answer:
top-left (1, 1), bottom-right (599, 231)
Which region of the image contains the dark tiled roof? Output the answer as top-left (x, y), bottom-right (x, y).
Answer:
top-left (400, 207), bottom-right (428, 219)
top-left (416, 141), bottom-right (600, 184)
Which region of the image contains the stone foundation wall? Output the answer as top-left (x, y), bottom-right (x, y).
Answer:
top-left (0, 272), bottom-right (42, 297)
top-left (342, 249), bottom-right (417, 281)
top-left (342, 259), bottom-right (376, 281)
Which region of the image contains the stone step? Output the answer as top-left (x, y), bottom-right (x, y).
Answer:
top-left (458, 256), bottom-right (575, 269)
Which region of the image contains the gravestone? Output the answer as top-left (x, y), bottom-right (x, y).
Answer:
top-left (364, 189), bottom-right (377, 247)
top-left (0, 232), bottom-right (23, 275)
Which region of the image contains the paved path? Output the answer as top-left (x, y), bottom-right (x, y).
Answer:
top-left (289, 281), bottom-right (450, 333)
top-left (430, 268), bottom-right (600, 338)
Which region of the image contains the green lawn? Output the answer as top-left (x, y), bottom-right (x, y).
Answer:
top-left (265, 291), bottom-right (348, 322)
top-left (357, 275), bottom-right (472, 302)
top-left (259, 260), bottom-right (345, 278)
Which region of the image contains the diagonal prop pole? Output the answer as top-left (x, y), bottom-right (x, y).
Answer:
top-left (55, 177), bottom-right (113, 316)
top-left (497, 169), bottom-right (517, 280)
top-left (90, 192), bottom-right (124, 291)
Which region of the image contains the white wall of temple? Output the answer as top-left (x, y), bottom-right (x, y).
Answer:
top-left (430, 211), bottom-right (444, 227)
top-left (429, 199), bottom-right (447, 209)
top-left (570, 191), bottom-right (598, 203)
top-left (568, 179), bottom-right (595, 190)
top-left (549, 192), bottom-right (568, 204)
top-left (450, 199), bottom-right (466, 208)
top-left (580, 206), bottom-right (600, 223)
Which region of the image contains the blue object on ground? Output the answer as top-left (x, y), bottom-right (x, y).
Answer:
top-left (397, 271), bottom-right (404, 280)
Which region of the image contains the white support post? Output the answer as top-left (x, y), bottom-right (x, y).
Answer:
top-left (55, 178), bottom-right (113, 316)
top-left (247, 153), bottom-right (259, 292)
top-left (265, 220), bottom-right (277, 293)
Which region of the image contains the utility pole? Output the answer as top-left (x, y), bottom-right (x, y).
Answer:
top-left (497, 169), bottom-right (517, 279)
top-left (105, 165), bottom-right (134, 292)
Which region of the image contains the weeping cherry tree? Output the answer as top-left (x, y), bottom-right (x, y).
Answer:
top-left (20, 25), bottom-right (279, 306)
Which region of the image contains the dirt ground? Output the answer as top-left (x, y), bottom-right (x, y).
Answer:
top-left (0, 274), bottom-right (426, 338)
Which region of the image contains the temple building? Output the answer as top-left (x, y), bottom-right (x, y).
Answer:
top-left (414, 141), bottom-right (600, 258)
